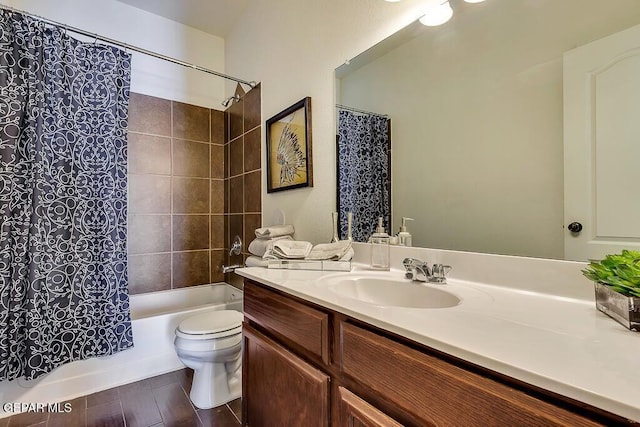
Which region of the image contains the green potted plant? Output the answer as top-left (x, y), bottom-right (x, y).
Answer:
top-left (582, 249), bottom-right (640, 331)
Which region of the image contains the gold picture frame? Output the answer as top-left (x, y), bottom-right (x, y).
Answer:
top-left (266, 97), bottom-right (313, 193)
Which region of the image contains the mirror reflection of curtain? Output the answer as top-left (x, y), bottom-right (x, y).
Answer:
top-left (0, 11), bottom-right (133, 381)
top-left (337, 109), bottom-right (391, 242)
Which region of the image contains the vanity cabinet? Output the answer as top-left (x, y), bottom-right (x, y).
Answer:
top-left (242, 280), bottom-right (626, 426)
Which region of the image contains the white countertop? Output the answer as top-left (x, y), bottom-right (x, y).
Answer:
top-left (236, 264), bottom-right (640, 422)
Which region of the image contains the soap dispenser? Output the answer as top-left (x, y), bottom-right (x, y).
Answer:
top-left (398, 217), bottom-right (414, 247)
top-left (370, 217), bottom-right (390, 270)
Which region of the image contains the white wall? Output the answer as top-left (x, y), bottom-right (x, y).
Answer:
top-left (225, 0), bottom-right (433, 243)
top-left (3, 0), bottom-right (226, 108)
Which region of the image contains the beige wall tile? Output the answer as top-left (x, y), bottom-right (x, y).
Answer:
top-left (243, 171), bottom-right (261, 213)
top-left (228, 99), bottom-right (243, 141)
top-left (129, 254), bottom-right (172, 294)
top-left (172, 177), bottom-right (210, 214)
top-left (129, 175), bottom-right (171, 214)
top-left (211, 250), bottom-right (225, 283)
top-left (243, 127), bottom-right (261, 173)
top-left (128, 215), bottom-right (171, 254)
top-left (211, 109), bottom-right (225, 145)
top-left (211, 179), bottom-right (224, 214)
top-left (173, 215), bottom-right (209, 251)
top-left (172, 101), bottom-right (210, 142)
top-left (128, 133), bottom-right (171, 175)
top-left (173, 139), bottom-right (210, 178)
top-left (128, 93), bottom-right (171, 136)
top-left (173, 251), bottom-right (210, 288)
top-left (211, 144), bottom-right (225, 179)
top-left (244, 84), bottom-right (261, 132)
top-left (210, 215), bottom-right (224, 249)
top-left (229, 137), bottom-right (243, 177)
top-left (229, 176), bottom-right (243, 214)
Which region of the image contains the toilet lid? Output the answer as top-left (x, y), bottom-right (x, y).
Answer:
top-left (177, 310), bottom-right (243, 337)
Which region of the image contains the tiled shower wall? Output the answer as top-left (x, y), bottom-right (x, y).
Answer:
top-left (127, 85), bottom-right (261, 294)
top-left (226, 85), bottom-right (262, 288)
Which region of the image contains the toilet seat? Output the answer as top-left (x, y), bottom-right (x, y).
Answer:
top-left (176, 310), bottom-right (243, 340)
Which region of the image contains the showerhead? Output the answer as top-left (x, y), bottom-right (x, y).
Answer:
top-left (221, 94), bottom-right (240, 107)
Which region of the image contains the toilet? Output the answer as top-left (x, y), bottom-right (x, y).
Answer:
top-left (174, 310), bottom-right (243, 409)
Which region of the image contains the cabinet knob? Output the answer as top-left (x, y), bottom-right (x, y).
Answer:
top-left (568, 222), bottom-right (583, 233)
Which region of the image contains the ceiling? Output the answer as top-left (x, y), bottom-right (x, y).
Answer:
top-left (114, 0), bottom-right (249, 37)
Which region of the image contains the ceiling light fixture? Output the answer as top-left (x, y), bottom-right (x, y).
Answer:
top-left (419, 1), bottom-right (453, 26)
top-left (464, 0), bottom-right (486, 3)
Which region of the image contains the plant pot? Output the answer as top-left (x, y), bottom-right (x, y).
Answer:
top-left (594, 282), bottom-right (640, 331)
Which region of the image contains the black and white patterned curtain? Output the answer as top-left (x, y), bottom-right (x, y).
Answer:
top-left (337, 109), bottom-right (391, 242)
top-left (0, 10), bottom-right (133, 381)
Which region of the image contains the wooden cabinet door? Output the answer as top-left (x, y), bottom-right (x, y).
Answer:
top-left (337, 387), bottom-right (403, 427)
top-left (242, 324), bottom-right (329, 427)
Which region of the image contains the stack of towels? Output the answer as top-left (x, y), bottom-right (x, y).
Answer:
top-left (246, 224), bottom-right (354, 267)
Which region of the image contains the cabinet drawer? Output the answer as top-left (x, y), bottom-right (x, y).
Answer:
top-left (337, 386), bottom-right (403, 427)
top-left (340, 321), bottom-right (602, 427)
top-left (244, 280), bottom-right (329, 364)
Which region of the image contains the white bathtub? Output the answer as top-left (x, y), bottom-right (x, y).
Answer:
top-left (0, 283), bottom-right (242, 417)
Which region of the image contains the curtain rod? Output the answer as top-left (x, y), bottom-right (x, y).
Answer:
top-left (336, 104), bottom-right (388, 118)
top-left (0, 4), bottom-right (257, 89)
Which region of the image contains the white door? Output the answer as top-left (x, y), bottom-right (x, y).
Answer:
top-left (564, 23), bottom-right (640, 261)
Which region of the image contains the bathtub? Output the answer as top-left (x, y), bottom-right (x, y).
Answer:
top-left (0, 283), bottom-right (242, 417)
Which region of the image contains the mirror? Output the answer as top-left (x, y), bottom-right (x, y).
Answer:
top-left (335, 0), bottom-right (640, 260)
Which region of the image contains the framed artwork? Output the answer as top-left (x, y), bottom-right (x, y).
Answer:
top-left (266, 97), bottom-right (313, 193)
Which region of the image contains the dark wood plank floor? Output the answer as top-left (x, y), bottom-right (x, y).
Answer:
top-left (2, 369), bottom-right (241, 427)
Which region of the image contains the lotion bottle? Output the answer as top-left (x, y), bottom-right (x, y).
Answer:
top-left (370, 217), bottom-right (390, 270)
top-left (397, 217), bottom-right (414, 247)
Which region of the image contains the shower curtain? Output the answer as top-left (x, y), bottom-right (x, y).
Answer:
top-left (0, 11), bottom-right (133, 381)
top-left (337, 109), bottom-right (391, 242)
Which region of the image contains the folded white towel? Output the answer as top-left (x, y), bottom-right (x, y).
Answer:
top-left (248, 235), bottom-right (293, 257)
top-left (245, 256), bottom-right (269, 268)
top-left (255, 224), bottom-right (295, 239)
top-left (306, 240), bottom-right (353, 260)
top-left (263, 240), bottom-right (313, 260)
top-left (339, 247), bottom-right (355, 262)
top-left (273, 240), bottom-right (312, 259)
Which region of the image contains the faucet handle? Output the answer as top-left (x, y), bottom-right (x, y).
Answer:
top-left (230, 235), bottom-right (242, 256)
top-left (430, 264), bottom-right (452, 283)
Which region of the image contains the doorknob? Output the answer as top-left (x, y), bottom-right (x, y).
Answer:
top-left (568, 222), bottom-right (583, 233)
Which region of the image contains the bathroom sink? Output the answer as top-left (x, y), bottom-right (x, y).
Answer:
top-left (321, 275), bottom-right (460, 309)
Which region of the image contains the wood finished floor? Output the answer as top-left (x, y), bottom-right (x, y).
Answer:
top-left (2, 369), bottom-right (241, 427)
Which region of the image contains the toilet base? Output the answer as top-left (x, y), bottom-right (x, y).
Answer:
top-left (190, 360), bottom-right (242, 409)
top-left (183, 344), bottom-right (242, 409)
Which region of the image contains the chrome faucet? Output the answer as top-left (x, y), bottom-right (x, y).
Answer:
top-left (403, 258), bottom-right (431, 282)
top-left (403, 258), bottom-right (452, 284)
top-left (222, 236), bottom-right (243, 273)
